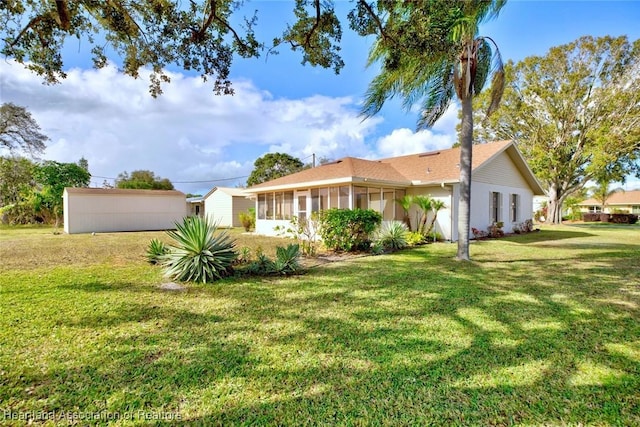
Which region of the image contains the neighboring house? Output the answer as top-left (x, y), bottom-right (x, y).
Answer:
top-left (187, 196), bottom-right (204, 217)
top-left (245, 140), bottom-right (545, 241)
top-left (202, 187), bottom-right (254, 228)
top-left (578, 190), bottom-right (640, 214)
top-left (63, 188), bottom-right (188, 234)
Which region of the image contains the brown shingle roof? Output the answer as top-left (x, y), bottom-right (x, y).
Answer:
top-left (247, 140), bottom-right (532, 192)
top-left (579, 190), bottom-right (640, 206)
top-left (379, 140), bottom-right (512, 183)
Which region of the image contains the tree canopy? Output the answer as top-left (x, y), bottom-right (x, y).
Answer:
top-left (0, 103), bottom-right (48, 157)
top-left (0, 0), bottom-right (346, 96)
top-left (116, 170), bottom-right (174, 190)
top-left (33, 160), bottom-right (91, 226)
top-left (246, 153), bottom-right (304, 187)
top-left (0, 156), bottom-right (37, 220)
top-left (472, 35), bottom-right (640, 223)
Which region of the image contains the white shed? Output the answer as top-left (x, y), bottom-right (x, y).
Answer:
top-left (203, 187), bottom-right (253, 228)
top-left (63, 187), bottom-right (188, 234)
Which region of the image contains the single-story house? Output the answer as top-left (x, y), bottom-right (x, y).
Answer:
top-left (578, 190), bottom-right (640, 214)
top-left (244, 140), bottom-right (545, 241)
top-left (63, 187), bottom-right (188, 234)
top-left (201, 186), bottom-right (254, 228)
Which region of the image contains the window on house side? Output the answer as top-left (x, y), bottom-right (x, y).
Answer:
top-left (258, 193), bottom-right (267, 220)
top-left (369, 189), bottom-right (381, 213)
top-left (382, 190), bottom-right (395, 221)
top-left (490, 191), bottom-right (502, 223)
top-left (510, 194), bottom-right (519, 223)
top-left (339, 186), bottom-right (349, 209)
top-left (354, 186), bottom-right (368, 210)
top-left (395, 189), bottom-right (406, 220)
top-left (329, 187), bottom-right (339, 209)
top-left (283, 192), bottom-right (293, 219)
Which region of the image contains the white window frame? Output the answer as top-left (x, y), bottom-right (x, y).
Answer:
top-left (510, 193), bottom-right (519, 223)
top-left (490, 191), bottom-right (502, 223)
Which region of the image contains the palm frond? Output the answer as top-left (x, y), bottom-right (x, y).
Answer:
top-left (473, 39), bottom-right (492, 94)
top-left (482, 36), bottom-right (505, 117)
top-left (417, 66), bottom-right (456, 129)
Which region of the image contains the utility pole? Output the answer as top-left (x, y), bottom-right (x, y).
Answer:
top-left (312, 153), bottom-right (316, 168)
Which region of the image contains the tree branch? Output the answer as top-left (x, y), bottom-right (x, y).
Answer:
top-left (194, 0), bottom-right (251, 53)
top-left (9, 16), bottom-right (42, 48)
top-left (359, 0), bottom-right (396, 45)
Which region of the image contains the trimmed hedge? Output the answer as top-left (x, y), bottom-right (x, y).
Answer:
top-left (582, 212), bottom-right (638, 224)
top-left (610, 214), bottom-right (638, 224)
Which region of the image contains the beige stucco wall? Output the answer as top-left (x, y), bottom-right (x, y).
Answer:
top-left (63, 188), bottom-right (187, 234)
top-left (406, 186), bottom-right (453, 240)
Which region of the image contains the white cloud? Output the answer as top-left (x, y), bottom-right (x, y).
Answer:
top-left (376, 128), bottom-right (455, 158)
top-left (0, 60), bottom-right (381, 194)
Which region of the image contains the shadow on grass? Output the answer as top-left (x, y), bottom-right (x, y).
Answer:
top-left (2, 228), bottom-right (639, 425)
top-left (500, 229), bottom-right (595, 244)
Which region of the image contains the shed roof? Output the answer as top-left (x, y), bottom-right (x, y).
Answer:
top-left (203, 186), bottom-right (250, 199)
top-left (64, 187), bottom-right (185, 197)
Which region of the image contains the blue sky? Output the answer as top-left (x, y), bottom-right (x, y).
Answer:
top-left (1, 0), bottom-right (639, 195)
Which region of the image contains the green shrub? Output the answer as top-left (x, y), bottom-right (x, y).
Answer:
top-left (244, 244), bottom-right (302, 276)
top-left (406, 231), bottom-right (426, 246)
top-left (236, 246), bottom-right (252, 264)
top-left (376, 221), bottom-right (408, 251)
top-left (318, 209), bottom-right (382, 252)
top-left (162, 216), bottom-right (237, 283)
top-left (246, 252), bottom-right (275, 275)
top-left (273, 244), bottom-right (301, 275)
top-left (238, 208), bottom-right (256, 232)
top-left (146, 238), bottom-right (169, 264)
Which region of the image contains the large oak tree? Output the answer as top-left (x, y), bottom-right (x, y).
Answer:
top-left (473, 36), bottom-right (640, 223)
top-left (0, 0), bottom-right (344, 96)
top-left (247, 153), bottom-right (304, 187)
top-left (0, 103), bottom-right (48, 157)
top-left (116, 170), bottom-right (175, 190)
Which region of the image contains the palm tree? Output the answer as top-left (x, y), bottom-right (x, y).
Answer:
top-left (412, 195), bottom-right (433, 235)
top-left (425, 199), bottom-right (447, 238)
top-left (590, 178), bottom-right (624, 212)
top-left (395, 195), bottom-right (414, 231)
top-left (358, 1), bottom-right (506, 260)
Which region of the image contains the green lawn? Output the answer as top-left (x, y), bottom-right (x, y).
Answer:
top-left (1, 225), bottom-right (639, 425)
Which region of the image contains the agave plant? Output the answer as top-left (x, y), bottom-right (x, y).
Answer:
top-left (146, 238), bottom-right (169, 264)
top-left (273, 243), bottom-right (301, 275)
top-left (376, 221), bottom-right (408, 251)
top-left (162, 216), bottom-right (237, 283)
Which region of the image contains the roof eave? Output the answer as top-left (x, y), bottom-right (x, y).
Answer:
top-left (245, 176), bottom-right (411, 193)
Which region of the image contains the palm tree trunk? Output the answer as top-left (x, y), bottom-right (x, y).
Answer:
top-left (457, 94), bottom-right (473, 261)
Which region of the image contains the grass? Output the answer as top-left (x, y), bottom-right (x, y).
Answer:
top-left (1, 224), bottom-right (639, 425)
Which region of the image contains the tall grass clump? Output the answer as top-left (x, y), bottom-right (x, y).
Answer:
top-left (162, 216), bottom-right (237, 283)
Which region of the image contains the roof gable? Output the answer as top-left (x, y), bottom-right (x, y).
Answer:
top-left (203, 186), bottom-right (248, 199)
